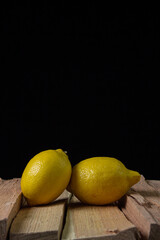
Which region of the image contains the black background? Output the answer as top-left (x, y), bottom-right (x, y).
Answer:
top-left (1, 3), bottom-right (160, 180)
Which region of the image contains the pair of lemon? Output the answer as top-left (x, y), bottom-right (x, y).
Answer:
top-left (21, 149), bottom-right (140, 206)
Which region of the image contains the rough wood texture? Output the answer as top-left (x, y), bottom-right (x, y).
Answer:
top-left (132, 175), bottom-right (160, 208)
top-left (62, 196), bottom-right (139, 240)
top-left (9, 190), bottom-right (70, 240)
top-left (147, 180), bottom-right (160, 193)
top-left (0, 178), bottom-right (22, 240)
top-left (119, 176), bottom-right (160, 240)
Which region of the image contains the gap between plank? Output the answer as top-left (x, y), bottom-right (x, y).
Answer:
top-left (60, 193), bottom-right (73, 240)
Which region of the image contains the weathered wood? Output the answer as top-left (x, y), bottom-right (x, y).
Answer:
top-left (147, 180), bottom-right (160, 193)
top-left (9, 190), bottom-right (70, 240)
top-left (62, 195), bottom-right (139, 240)
top-left (119, 176), bottom-right (160, 240)
top-left (119, 192), bottom-right (160, 240)
top-left (132, 175), bottom-right (160, 208)
top-left (0, 178), bottom-right (22, 240)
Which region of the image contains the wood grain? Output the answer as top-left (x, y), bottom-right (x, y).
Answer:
top-left (0, 178), bottom-right (22, 240)
top-left (9, 190), bottom-right (70, 240)
top-left (119, 176), bottom-right (160, 240)
top-left (62, 196), bottom-right (139, 240)
top-left (147, 180), bottom-right (160, 193)
top-left (132, 175), bottom-right (160, 208)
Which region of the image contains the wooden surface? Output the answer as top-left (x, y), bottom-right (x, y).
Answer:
top-left (1, 176), bottom-right (160, 240)
top-left (147, 180), bottom-right (160, 193)
top-left (10, 190), bottom-right (70, 240)
top-left (62, 196), bottom-right (139, 240)
top-left (0, 178), bottom-right (22, 240)
top-left (119, 176), bottom-right (160, 240)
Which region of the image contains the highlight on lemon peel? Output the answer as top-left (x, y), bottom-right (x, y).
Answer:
top-left (67, 156), bottom-right (140, 205)
top-left (21, 149), bottom-right (72, 206)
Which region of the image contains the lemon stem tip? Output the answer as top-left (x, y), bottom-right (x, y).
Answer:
top-left (128, 170), bottom-right (141, 187)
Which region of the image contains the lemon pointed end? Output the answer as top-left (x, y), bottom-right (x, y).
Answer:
top-left (128, 170), bottom-right (141, 187)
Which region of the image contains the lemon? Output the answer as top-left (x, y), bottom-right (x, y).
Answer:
top-left (67, 157), bottom-right (140, 205)
top-left (21, 149), bottom-right (72, 206)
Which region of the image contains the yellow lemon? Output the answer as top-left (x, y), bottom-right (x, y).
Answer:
top-left (21, 149), bottom-right (72, 206)
top-left (67, 157), bottom-right (140, 205)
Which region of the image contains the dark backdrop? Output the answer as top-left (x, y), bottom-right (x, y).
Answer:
top-left (1, 3), bottom-right (160, 180)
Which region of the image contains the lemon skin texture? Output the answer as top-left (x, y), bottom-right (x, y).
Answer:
top-left (68, 157), bottom-right (140, 205)
top-left (21, 149), bottom-right (72, 206)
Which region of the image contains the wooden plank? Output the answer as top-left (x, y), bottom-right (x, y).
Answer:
top-left (9, 190), bottom-right (70, 240)
top-left (119, 176), bottom-right (160, 240)
top-left (62, 195), bottom-right (139, 240)
top-left (147, 180), bottom-right (160, 193)
top-left (0, 178), bottom-right (22, 240)
top-left (119, 192), bottom-right (160, 240)
top-left (132, 175), bottom-right (160, 208)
